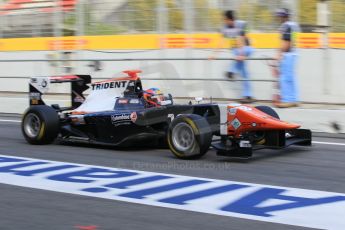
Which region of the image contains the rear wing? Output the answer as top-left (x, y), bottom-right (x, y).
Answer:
top-left (29, 75), bottom-right (91, 109)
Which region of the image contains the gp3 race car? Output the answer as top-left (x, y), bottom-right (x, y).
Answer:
top-left (21, 70), bottom-right (312, 159)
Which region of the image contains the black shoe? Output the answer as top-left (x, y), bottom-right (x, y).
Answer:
top-left (239, 96), bottom-right (255, 104)
top-left (226, 72), bottom-right (234, 79)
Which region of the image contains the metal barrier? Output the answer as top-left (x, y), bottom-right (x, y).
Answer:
top-left (0, 54), bottom-right (344, 105)
top-left (0, 57), bottom-right (276, 82)
top-left (0, 76), bottom-right (275, 83)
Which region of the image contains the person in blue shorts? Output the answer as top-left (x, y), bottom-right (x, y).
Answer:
top-left (211, 10), bottom-right (254, 104)
top-left (275, 8), bottom-right (300, 108)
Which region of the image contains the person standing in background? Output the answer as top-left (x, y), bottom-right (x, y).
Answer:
top-left (275, 8), bottom-right (300, 108)
top-left (211, 10), bottom-right (254, 104)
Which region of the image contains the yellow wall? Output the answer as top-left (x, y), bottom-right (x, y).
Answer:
top-left (0, 33), bottom-right (343, 51)
top-left (329, 33), bottom-right (345, 49)
top-left (296, 33), bottom-right (322, 48)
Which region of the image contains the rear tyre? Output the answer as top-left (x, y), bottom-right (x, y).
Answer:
top-left (168, 114), bottom-right (212, 160)
top-left (22, 105), bottom-right (59, 145)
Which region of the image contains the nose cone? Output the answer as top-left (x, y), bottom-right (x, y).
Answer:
top-left (227, 105), bottom-right (300, 135)
top-left (249, 107), bottom-right (301, 130)
top-left (227, 105), bottom-right (301, 135)
top-left (258, 117), bottom-right (301, 130)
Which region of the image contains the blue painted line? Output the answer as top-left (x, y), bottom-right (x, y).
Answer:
top-left (119, 179), bottom-right (210, 199)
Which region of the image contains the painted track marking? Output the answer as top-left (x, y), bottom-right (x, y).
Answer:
top-left (0, 154), bottom-right (345, 230)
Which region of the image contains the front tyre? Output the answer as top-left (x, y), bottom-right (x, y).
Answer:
top-left (22, 105), bottom-right (59, 145)
top-left (168, 114), bottom-right (212, 160)
top-left (254, 105), bottom-right (281, 145)
top-left (255, 105), bottom-right (280, 119)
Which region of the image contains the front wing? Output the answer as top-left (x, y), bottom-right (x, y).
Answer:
top-left (212, 129), bottom-right (312, 158)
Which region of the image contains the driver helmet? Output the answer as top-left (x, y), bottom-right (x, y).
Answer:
top-left (143, 88), bottom-right (165, 107)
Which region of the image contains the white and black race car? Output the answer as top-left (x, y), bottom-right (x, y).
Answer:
top-left (22, 70), bottom-right (311, 159)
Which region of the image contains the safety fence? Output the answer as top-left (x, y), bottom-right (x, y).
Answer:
top-left (0, 0), bottom-right (290, 38)
top-left (0, 56), bottom-right (278, 104)
top-left (1, 0), bottom-right (345, 38)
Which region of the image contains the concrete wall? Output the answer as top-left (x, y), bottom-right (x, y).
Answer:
top-left (0, 48), bottom-right (344, 104)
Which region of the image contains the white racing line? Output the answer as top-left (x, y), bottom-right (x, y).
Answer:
top-left (0, 119), bottom-right (21, 123)
top-left (0, 119), bottom-right (344, 147)
top-left (312, 141), bottom-right (345, 146)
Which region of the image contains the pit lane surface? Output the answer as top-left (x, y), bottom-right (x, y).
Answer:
top-left (0, 117), bottom-right (345, 230)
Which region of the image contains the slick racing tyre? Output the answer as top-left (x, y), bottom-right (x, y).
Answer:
top-left (22, 105), bottom-right (59, 145)
top-left (168, 114), bottom-right (212, 160)
top-left (254, 106), bottom-right (281, 145)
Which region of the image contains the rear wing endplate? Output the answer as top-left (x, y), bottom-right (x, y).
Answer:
top-left (29, 75), bottom-right (91, 109)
